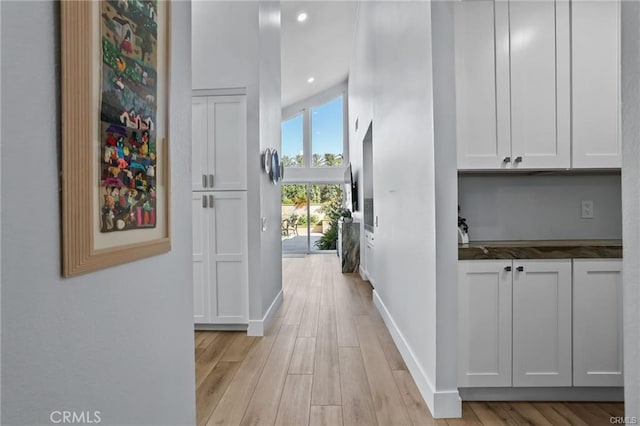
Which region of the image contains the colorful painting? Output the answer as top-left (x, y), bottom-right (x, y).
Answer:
top-left (99, 0), bottom-right (158, 232)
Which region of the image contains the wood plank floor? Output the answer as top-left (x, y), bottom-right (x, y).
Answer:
top-left (196, 254), bottom-right (623, 426)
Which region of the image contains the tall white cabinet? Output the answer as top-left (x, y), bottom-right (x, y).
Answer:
top-left (192, 95), bottom-right (248, 326)
top-left (455, 0), bottom-right (620, 170)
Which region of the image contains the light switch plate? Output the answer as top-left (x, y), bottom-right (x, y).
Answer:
top-left (581, 200), bottom-right (594, 219)
top-left (261, 217), bottom-right (267, 232)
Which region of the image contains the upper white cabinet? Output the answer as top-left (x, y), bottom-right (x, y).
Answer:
top-left (573, 259), bottom-right (623, 387)
top-left (512, 260), bottom-right (572, 387)
top-left (455, 0), bottom-right (620, 170)
top-left (571, 0), bottom-right (621, 168)
top-left (458, 260), bottom-right (512, 387)
top-left (191, 95), bottom-right (247, 191)
top-left (509, 0), bottom-right (571, 170)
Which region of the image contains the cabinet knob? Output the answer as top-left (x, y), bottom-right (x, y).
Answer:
top-left (516, 266), bottom-right (524, 272)
top-left (202, 196), bottom-right (208, 209)
top-left (504, 266), bottom-right (512, 272)
top-left (202, 174), bottom-right (208, 188)
top-left (503, 156), bottom-right (511, 163)
top-left (514, 156), bottom-right (523, 163)
top-left (209, 195), bottom-right (214, 208)
top-left (209, 174), bottom-right (214, 187)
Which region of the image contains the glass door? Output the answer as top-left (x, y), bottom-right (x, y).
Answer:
top-left (281, 183), bottom-right (343, 254)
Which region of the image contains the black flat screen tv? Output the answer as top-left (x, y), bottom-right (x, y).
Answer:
top-left (344, 163), bottom-right (358, 212)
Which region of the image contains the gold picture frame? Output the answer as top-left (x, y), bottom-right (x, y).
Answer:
top-left (61, 0), bottom-right (171, 277)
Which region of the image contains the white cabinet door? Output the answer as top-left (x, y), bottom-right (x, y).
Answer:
top-left (209, 192), bottom-right (248, 324)
top-left (573, 259), bottom-right (623, 387)
top-left (455, 0), bottom-right (511, 170)
top-left (193, 193), bottom-right (210, 323)
top-left (192, 97), bottom-right (209, 191)
top-left (207, 96), bottom-right (247, 191)
top-left (458, 260), bottom-right (512, 387)
top-left (512, 259), bottom-right (572, 387)
top-left (509, 0), bottom-right (571, 169)
top-left (571, 0), bottom-right (621, 169)
top-left (365, 231), bottom-right (375, 286)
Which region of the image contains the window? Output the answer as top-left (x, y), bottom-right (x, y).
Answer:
top-left (311, 96), bottom-right (344, 168)
top-left (281, 114), bottom-right (304, 167)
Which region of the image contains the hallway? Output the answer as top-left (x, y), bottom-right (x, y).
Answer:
top-left (195, 255), bottom-right (623, 425)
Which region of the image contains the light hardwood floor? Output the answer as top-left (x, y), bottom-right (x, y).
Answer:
top-left (196, 254), bottom-right (623, 426)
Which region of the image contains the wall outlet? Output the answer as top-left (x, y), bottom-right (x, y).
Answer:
top-left (261, 217), bottom-right (267, 232)
top-left (581, 200), bottom-right (594, 219)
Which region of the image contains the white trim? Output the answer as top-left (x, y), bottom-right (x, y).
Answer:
top-left (359, 265), bottom-right (368, 281)
top-left (195, 324), bottom-right (247, 331)
top-left (460, 387), bottom-right (624, 402)
top-left (373, 290), bottom-right (462, 419)
top-left (247, 289), bottom-right (284, 336)
top-left (192, 87), bottom-right (246, 97)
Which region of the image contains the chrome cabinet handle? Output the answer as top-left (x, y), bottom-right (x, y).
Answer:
top-left (209, 174), bottom-right (214, 188)
top-left (503, 157), bottom-right (511, 163)
top-left (202, 196), bottom-right (208, 208)
top-left (209, 195), bottom-right (214, 208)
top-left (516, 266), bottom-right (524, 272)
top-left (202, 174), bottom-right (207, 188)
top-left (514, 156), bottom-right (523, 163)
top-left (504, 266), bottom-right (512, 272)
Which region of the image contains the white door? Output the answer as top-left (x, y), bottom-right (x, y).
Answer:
top-left (458, 260), bottom-right (512, 387)
top-left (209, 192), bottom-right (248, 324)
top-left (573, 259), bottom-right (623, 387)
top-left (192, 193), bottom-right (210, 323)
top-left (571, 0), bottom-right (621, 168)
top-left (207, 96), bottom-right (247, 191)
top-left (455, 0), bottom-right (511, 170)
top-left (192, 97), bottom-right (209, 191)
top-left (512, 259), bottom-right (572, 386)
top-left (509, 0), bottom-right (571, 169)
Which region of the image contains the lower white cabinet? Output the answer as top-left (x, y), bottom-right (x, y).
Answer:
top-left (459, 258), bottom-right (621, 389)
top-left (458, 260), bottom-right (512, 387)
top-left (364, 230), bottom-right (375, 285)
top-left (512, 260), bottom-right (572, 387)
top-left (573, 259), bottom-right (623, 387)
top-left (192, 191), bottom-right (248, 324)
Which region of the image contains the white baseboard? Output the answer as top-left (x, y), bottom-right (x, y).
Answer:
top-left (460, 387), bottom-right (624, 401)
top-left (195, 324), bottom-right (247, 331)
top-left (247, 289), bottom-right (283, 336)
top-left (373, 290), bottom-right (462, 419)
top-left (359, 266), bottom-right (368, 281)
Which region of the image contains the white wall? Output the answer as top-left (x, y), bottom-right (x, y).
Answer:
top-left (432, 0), bottom-right (459, 408)
top-left (459, 174), bottom-right (622, 241)
top-left (258, 1), bottom-right (283, 316)
top-left (192, 1), bottom-right (282, 329)
top-left (1, 1), bottom-right (195, 424)
top-left (621, 1), bottom-right (640, 418)
top-left (349, 1), bottom-right (460, 418)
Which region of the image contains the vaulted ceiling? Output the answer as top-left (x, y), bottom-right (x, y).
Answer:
top-left (280, 1), bottom-right (359, 108)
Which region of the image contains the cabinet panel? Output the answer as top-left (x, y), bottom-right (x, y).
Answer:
top-left (509, 0), bottom-right (570, 169)
top-left (192, 98), bottom-right (209, 191)
top-left (573, 259), bottom-right (623, 386)
top-left (207, 96), bottom-right (247, 190)
top-left (209, 192), bottom-right (248, 324)
top-left (458, 260), bottom-right (512, 387)
top-left (455, 1), bottom-right (510, 170)
top-left (572, 0), bottom-right (621, 168)
top-left (513, 260), bottom-right (572, 387)
top-left (192, 193), bottom-right (210, 323)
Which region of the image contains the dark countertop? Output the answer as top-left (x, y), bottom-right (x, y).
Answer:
top-left (459, 239), bottom-right (622, 260)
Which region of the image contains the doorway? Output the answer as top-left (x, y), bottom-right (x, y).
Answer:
top-left (281, 183), bottom-right (344, 254)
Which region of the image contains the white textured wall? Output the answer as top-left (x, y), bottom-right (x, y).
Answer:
top-left (192, 1), bottom-right (282, 324)
top-left (621, 1), bottom-right (640, 418)
top-left (459, 174), bottom-right (622, 241)
top-left (349, 1), bottom-right (463, 418)
top-left (1, 1), bottom-right (195, 424)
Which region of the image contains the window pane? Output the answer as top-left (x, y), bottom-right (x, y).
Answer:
top-left (281, 114), bottom-right (304, 167)
top-left (311, 97), bottom-right (344, 167)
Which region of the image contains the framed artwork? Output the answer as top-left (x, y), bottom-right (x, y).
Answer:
top-left (61, 0), bottom-right (171, 277)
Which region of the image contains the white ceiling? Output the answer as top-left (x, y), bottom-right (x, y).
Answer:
top-left (280, 1), bottom-right (359, 108)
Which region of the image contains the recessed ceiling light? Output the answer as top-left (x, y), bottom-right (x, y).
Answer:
top-left (297, 12), bottom-right (308, 22)
top-left (307, 77), bottom-right (315, 83)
